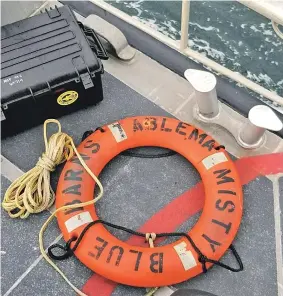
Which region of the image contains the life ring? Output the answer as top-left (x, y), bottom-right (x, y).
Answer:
top-left (55, 116), bottom-right (243, 287)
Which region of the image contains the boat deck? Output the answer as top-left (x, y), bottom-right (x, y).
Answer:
top-left (1, 4), bottom-right (283, 296)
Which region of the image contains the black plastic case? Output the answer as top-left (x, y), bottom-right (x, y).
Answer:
top-left (1, 5), bottom-right (108, 138)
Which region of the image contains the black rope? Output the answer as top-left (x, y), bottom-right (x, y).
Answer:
top-left (95, 127), bottom-right (106, 133)
top-left (81, 128), bottom-right (105, 142)
top-left (48, 219), bottom-right (243, 274)
top-left (48, 237), bottom-right (76, 260)
top-left (214, 145), bottom-right (225, 151)
top-left (81, 130), bottom-right (94, 142)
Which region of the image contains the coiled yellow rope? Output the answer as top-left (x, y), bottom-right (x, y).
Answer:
top-left (2, 119), bottom-right (161, 296)
top-left (2, 119), bottom-right (74, 218)
top-left (2, 119), bottom-right (104, 296)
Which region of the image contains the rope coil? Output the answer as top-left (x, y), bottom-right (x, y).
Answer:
top-left (2, 119), bottom-right (104, 296)
top-left (36, 153), bottom-right (56, 171)
top-left (2, 119), bottom-right (74, 218)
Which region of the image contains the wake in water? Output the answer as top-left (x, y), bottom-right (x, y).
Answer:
top-left (110, 0), bottom-right (283, 111)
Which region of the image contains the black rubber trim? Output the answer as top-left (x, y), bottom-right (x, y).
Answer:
top-left (62, 1), bottom-right (283, 138)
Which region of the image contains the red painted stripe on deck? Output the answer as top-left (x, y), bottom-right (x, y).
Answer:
top-left (82, 153), bottom-right (283, 296)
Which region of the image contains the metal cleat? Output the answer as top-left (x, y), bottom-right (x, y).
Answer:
top-left (185, 69), bottom-right (283, 149)
top-left (84, 15), bottom-right (136, 61)
top-left (238, 105), bottom-right (283, 149)
top-left (184, 69), bottom-right (219, 119)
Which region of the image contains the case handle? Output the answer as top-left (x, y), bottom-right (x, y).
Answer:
top-left (78, 22), bottom-right (109, 60)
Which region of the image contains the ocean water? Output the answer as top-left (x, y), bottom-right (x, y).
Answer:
top-left (109, 1), bottom-right (283, 111)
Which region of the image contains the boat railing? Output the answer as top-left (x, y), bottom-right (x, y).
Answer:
top-left (90, 0), bottom-right (283, 106)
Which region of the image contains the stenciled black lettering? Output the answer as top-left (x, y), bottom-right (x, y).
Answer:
top-left (150, 253), bottom-right (163, 273)
top-left (93, 237), bottom-right (108, 259)
top-left (64, 200), bottom-right (83, 215)
top-left (133, 119), bottom-right (143, 132)
top-left (129, 250), bottom-right (143, 271)
top-left (88, 251), bottom-right (95, 258)
top-left (64, 170), bottom-right (83, 181)
top-left (161, 118), bottom-right (172, 132)
top-left (189, 128), bottom-right (199, 141)
top-left (202, 139), bottom-right (215, 151)
top-left (143, 117), bottom-right (157, 131)
top-left (218, 189), bottom-right (236, 196)
top-left (198, 133), bottom-right (208, 144)
top-left (214, 169), bottom-right (235, 184)
top-left (212, 219), bottom-right (232, 234)
top-left (106, 246), bottom-right (124, 266)
top-left (215, 199), bottom-right (235, 213)
top-left (84, 140), bottom-right (95, 148)
top-left (188, 129), bottom-right (213, 150)
top-left (62, 184), bottom-right (81, 196)
top-left (176, 122), bottom-right (190, 136)
top-left (202, 234), bottom-right (221, 252)
top-left (149, 117), bottom-right (157, 131)
top-left (84, 140), bottom-right (100, 154)
top-left (71, 154), bottom-right (90, 166)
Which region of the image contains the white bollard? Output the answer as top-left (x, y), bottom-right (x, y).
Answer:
top-left (184, 69), bottom-right (219, 118)
top-left (238, 105), bottom-right (283, 148)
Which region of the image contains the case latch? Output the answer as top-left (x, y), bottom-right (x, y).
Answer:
top-left (72, 56), bottom-right (95, 90)
top-left (80, 72), bottom-right (94, 89)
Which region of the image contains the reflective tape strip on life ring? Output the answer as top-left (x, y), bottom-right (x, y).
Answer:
top-left (55, 116), bottom-right (243, 287)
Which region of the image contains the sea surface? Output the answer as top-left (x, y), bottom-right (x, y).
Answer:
top-left (109, 0), bottom-right (283, 111)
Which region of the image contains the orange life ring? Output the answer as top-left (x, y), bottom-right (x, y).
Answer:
top-left (55, 116), bottom-right (243, 287)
